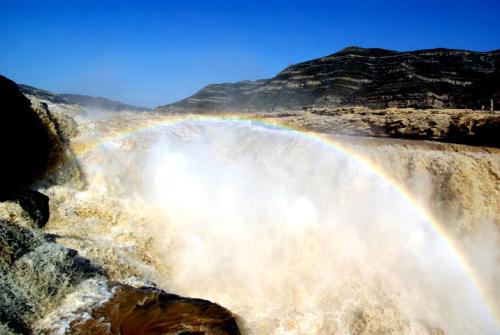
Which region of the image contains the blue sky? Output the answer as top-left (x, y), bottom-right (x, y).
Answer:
top-left (1, 0), bottom-right (499, 108)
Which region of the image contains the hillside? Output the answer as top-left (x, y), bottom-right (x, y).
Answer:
top-left (19, 84), bottom-right (151, 112)
top-left (158, 47), bottom-right (500, 112)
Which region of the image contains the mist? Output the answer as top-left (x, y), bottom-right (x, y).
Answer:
top-left (48, 114), bottom-right (500, 334)
top-left (131, 120), bottom-right (498, 334)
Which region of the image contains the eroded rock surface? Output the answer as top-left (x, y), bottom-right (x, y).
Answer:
top-left (0, 75), bottom-right (54, 199)
top-left (157, 47), bottom-right (500, 147)
top-left (159, 47), bottom-right (499, 112)
top-left (0, 212), bottom-right (240, 335)
top-left (2, 190), bottom-right (50, 228)
top-left (253, 107), bottom-right (500, 147)
top-left (0, 75), bottom-right (81, 199)
top-left (71, 284), bottom-right (240, 335)
top-left (0, 219), bottom-right (105, 334)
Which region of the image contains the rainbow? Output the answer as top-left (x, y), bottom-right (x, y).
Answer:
top-left (67, 113), bottom-right (499, 331)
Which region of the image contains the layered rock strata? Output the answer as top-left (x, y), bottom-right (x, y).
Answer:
top-left (159, 47), bottom-right (500, 112)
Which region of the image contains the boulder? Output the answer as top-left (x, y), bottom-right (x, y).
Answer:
top-left (5, 189), bottom-right (50, 228)
top-left (71, 284), bottom-right (241, 335)
top-left (0, 75), bottom-right (82, 199)
top-left (0, 218), bottom-right (240, 335)
top-left (0, 219), bottom-right (105, 334)
top-left (0, 75), bottom-right (53, 198)
top-left (0, 220), bottom-right (42, 267)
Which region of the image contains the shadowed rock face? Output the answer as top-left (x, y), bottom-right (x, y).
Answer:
top-left (0, 75), bottom-right (82, 199)
top-left (159, 47), bottom-right (500, 112)
top-left (247, 107), bottom-right (500, 147)
top-left (0, 219), bottom-right (105, 335)
top-left (4, 190), bottom-right (50, 228)
top-left (71, 284), bottom-right (240, 335)
top-left (0, 76), bottom-right (53, 199)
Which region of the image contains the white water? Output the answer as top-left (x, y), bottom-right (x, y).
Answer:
top-left (47, 115), bottom-right (500, 334)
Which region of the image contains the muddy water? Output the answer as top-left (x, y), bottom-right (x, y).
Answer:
top-left (40, 112), bottom-right (499, 334)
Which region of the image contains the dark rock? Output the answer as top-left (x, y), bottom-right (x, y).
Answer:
top-left (1, 218), bottom-right (239, 335)
top-left (70, 253), bottom-right (106, 278)
top-left (71, 283), bottom-right (241, 335)
top-left (158, 47), bottom-right (500, 112)
top-left (0, 282), bottom-right (32, 335)
top-left (29, 99), bottom-right (85, 188)
top-left (42, 233), bottom-right (60, 243)
top-left (1, 223), bottom-right (239, 334)
top-left (0, 221), bottom-right (42, 267)
top-left (448, 115), bottom-right (500, 147)
top-left (0, 75), bottom-right (84, 198)
top-left (6, 189), bottom-right (50, 228)
top-left (0, 75), bottom-right (54, 199)
top-left (0, 219), bottom-right (106, 334)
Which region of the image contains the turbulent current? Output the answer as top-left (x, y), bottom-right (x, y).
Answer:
top-left (39, 111), bottom-right (499, 334)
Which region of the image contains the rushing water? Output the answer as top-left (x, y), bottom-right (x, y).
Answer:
top-left (41, 112), bottom-right (500, 334)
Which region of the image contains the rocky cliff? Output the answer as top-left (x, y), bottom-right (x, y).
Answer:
top-left (250, 107), bottom-right (500, 148)
top-left (159, 47), bottom-right (500, 112)
top-left (0, 76), bottom-right (82, 199)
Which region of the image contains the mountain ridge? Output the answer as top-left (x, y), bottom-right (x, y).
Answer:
top-left (19, 84), bottom-right (151, 112)
top-left (157, 46), bottom-right (500, 113)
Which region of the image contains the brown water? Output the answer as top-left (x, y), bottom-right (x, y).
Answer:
top-left (36, 112), bottom-right (500, 334)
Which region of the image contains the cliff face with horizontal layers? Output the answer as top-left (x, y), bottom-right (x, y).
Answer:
top-left (158, 47), bottom-right (500, 147)
top-left (251, 107), bottom-right (500, 148)
top-left (159, 47), bottom-right (500, 112)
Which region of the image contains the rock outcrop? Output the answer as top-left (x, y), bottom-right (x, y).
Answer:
top-left (1, 214), bottom-right (240, 335)
top-left (0, 75), bottom-right (55, 198)
top-left (159, 47), bottom-right (500, 112)
top-left (2, 189), bottom-right (50, 228)
top-left (0, 219), bottom-right (105, 334)
top-left (71, 284), bottom-right (240, 335)
top-left (155, 47), bottom-right (500, 147)
top-left (0, 75), bottom-right (81, 199)
top-left (251, 107), bottom-right (500, 147)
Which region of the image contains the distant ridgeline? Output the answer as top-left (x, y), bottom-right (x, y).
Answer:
top-left (158, 47), bottom-right (500, 112)
top-left (19, 84), bottom-right (151, 112)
